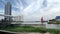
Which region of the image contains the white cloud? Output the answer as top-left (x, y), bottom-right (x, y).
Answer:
top-left (1, 0), bottom-right (60, 21)
top-left (23, 0), bottom-right (60, 21)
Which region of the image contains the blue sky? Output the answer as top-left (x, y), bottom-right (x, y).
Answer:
top-left (0, 0), bottom-right (60, 21)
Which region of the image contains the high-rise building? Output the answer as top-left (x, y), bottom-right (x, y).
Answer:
top-left (5, 2), bottom-right (12, 21)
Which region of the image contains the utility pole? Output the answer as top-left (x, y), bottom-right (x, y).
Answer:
top-left (41, 17), bottom-right (44, 25)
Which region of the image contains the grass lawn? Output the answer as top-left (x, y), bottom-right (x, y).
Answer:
top-left (47, 29), bottom-right (60, 34)
top-left (0, 26), bottom-right (60, 34)
top-left (0, 26), bottom-right (46, 33)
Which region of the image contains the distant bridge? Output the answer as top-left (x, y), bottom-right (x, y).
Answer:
top-left (0, 14), bottom-right (48, 22)
top-left (0, 14), bottom-right (16, 17)
top-left (0, 21), bottom-right (48, 22)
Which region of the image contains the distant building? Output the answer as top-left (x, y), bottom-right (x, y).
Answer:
top-left (48, 16), bottom-right (60, 24)
top-left (5, 2), bottom-right (12, 21)
top-left (13, 16), bottom-right (21, 21)
top-left (12, 16), bottom-right (23, 24)
top-left (56, 16), bottom-right (60, 19)
top-left (56, 16), bottom-right (60, 22)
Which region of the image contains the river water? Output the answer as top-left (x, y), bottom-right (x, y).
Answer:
top-left (12, 22), bottom-right (60, 29)
top-left (20, 22), bottom-right (60, 30)
top-left (46, 24), bottom-right (60, 29)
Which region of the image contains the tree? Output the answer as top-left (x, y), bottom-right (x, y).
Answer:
top-left (52, 19), bottom-right (56, 22)
top-left (0, 19), bottom-right (3, 25)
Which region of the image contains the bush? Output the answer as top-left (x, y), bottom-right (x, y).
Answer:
top-left (0, 26), bottom-right (46, 33)
top-left (47, 29), bottom-right (60, 34)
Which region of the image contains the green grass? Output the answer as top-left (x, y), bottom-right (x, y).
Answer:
top-left (0, 26), bottom-right (60, 34)
top-left (47, 29), bottom-right (60, 34)
top-left (0, 26), bottom-right (46, 33)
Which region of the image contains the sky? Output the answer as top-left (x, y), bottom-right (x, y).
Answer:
top-left (0, 0), bottom-right (60, 21)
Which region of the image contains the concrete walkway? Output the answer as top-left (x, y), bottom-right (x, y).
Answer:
top-left (0, 30), bottom-right (50, 34)
top-left (0, 30), bottom-right (18, 34)
top-left (18, 32), bottom-right (50, 34)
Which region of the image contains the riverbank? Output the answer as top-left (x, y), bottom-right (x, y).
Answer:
top-left (0, 26), bottom-right (60, 34)
top-left (47, 29), bottom-right (60, 34)
top-left (0, 26), bottom-right (46, 33)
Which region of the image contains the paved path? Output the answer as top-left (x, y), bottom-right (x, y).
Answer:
top-left (18, 32), bottom-right (50, 34)
top-left (0, 30), bottom-right (50, 34)
top-left (0, 30), bottom-right (18, 34)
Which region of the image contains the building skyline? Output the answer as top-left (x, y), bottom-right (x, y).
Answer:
top-left (0, 0), bottom-right (60, 21)
top-left (5, 2), bottom-right (12, 20)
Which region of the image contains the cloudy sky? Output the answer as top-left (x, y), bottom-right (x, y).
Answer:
top-left (0, 0), bottom-right (60, 21)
